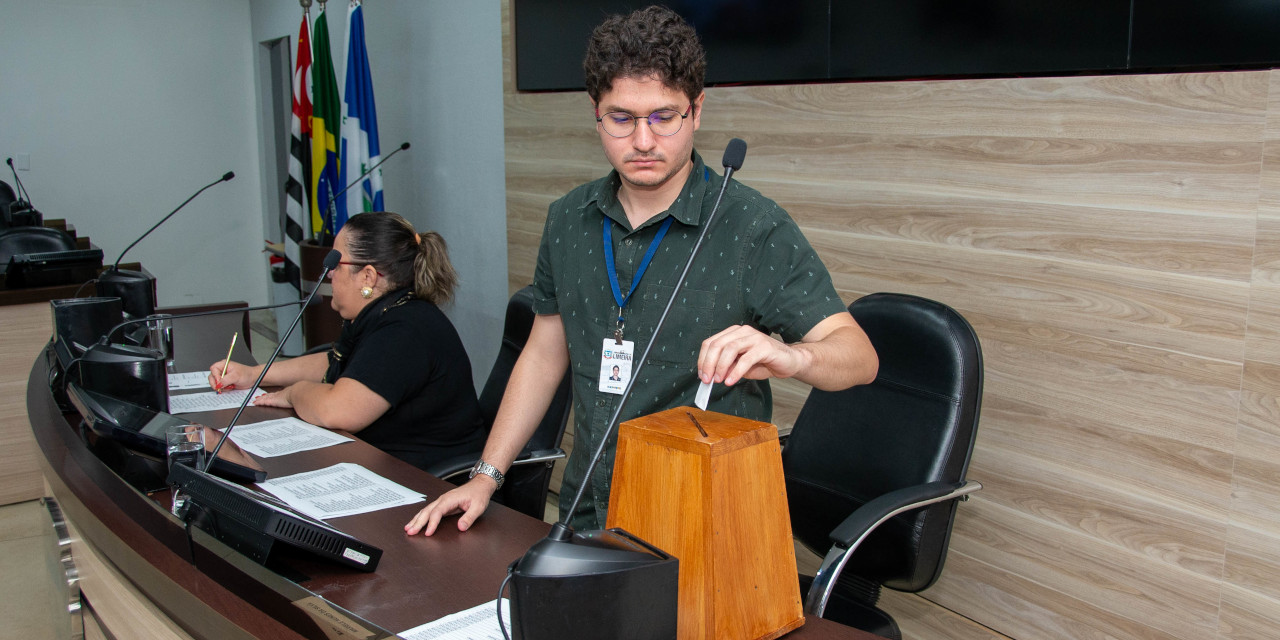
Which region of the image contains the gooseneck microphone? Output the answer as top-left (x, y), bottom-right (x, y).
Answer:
top-left (114, 171), bottom-right (236, 270)
top-left (98, 171), bottom-right (236, 320)
top-left (317, 142), bottom-right (411, 242)
top-left (556, 137), bottom-right (748, 536)
top-left (203, 248), bottom-right (342, 471)
top-left (5, 157), bottom-right (34, 209)
top-left (5, 157), bottom-right (38, 226)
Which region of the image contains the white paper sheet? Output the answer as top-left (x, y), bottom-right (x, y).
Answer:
top-left (695, 379), bottom-right (712, 410)
top-left (227, 417), bottom-right (351, 457)
top-left (257, 463), bottom-right (425, 520)
top-left (167, 371), bottom-right (211, 390)
top-left (399, 599), bottom-right (511, 640)
top-left (168, 388), bottom-right (266, 414)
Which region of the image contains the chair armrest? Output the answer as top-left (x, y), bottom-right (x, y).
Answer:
top-left (422, 448), bottom-right (567, 482)
top-left (804, 479), bottom-right (981, 618)
top-left (518, 448), bottom-right (567, 467)
top-left (829, 479), bottom-right (982, 549)
top-left (423, 454), bottom-right (479, 481)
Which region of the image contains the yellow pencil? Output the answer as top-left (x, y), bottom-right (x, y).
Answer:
top-left (217, 332), bottom-right (238, 393)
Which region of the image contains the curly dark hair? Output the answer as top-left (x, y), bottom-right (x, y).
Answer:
top-left (583, 5), bottom-right (706, 104)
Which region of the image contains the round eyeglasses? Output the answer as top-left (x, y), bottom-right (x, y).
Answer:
top-left (595, 104), bottom-right (693, 138)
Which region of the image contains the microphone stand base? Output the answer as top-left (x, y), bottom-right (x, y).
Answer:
top-left (508, 527), bottom-right (678, 640)
top-left (96, 268), bottom-right (156, 320)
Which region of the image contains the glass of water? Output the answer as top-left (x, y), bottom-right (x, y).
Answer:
top-left (165, 424), bottom-right (206, 516)
top-left (147, 317), bottom-right (175, 373)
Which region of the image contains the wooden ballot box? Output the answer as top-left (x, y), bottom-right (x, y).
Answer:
top-left (606, 407), bottom-right (804, 640)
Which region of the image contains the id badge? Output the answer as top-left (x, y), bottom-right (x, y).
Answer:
top-left (599, 338), bottom-right (634, 394)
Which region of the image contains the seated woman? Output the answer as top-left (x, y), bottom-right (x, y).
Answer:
top-left (209, 211), bottom-right (485, 470)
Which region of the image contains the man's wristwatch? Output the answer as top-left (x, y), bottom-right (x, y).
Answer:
top-left (469, 459), bottom-right (505, 489)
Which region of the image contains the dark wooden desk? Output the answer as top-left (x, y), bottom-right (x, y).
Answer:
top-left (29, 319), bottom-right (877, 639)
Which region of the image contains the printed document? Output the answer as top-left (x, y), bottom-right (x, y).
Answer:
top-left (167, 371), bottom-right (211, 390)
top-left (228, 417), bottom-right (351, 458)
top-left (257, 463), bottom-right (425, 520)
top-left (169, 388), bottom-right (266, 414)
top-left (399, 599), bottom-right (511, 640)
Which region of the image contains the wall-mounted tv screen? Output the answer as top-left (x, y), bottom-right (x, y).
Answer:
top-left (513, 0), bottom-right (1280, 92)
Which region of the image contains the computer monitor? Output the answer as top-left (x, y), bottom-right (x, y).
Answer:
top-left (168, 463), bottom-right (383, 572)
top-left (66, 381), bottom-right (266, 483)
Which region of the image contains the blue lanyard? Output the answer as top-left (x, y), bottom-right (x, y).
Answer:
top-left (603, 215), bottom-right (674, 331)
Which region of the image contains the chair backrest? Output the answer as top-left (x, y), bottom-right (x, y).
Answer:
top-left (782, 292), bottom-right (982, 593)
top-left (0, 226), bottom-right (78, 265)
top-left (480, 286), bottom-right (573, 517)
top-left (478, 286), bottom-right (572, 447)
top-left (0, 180), bottom-right (16, 226)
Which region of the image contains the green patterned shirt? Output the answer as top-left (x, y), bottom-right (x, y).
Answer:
top-left (531, 150), bottom-right (848, 529)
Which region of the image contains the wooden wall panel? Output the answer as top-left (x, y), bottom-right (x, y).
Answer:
top-left (501, 2), bottom-right (1280, 637)
top-left (1218, 584), bottom-right (1280, 640)
top-left (1218, 69), bottom-right (1280, 640)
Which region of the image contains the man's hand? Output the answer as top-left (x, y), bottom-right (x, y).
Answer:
top-left (697, 313), bottom-right (877, 392)
top-left (697, 324), bottom-right (807, 386)
top-left (404, 477), bottom-right (499, 536)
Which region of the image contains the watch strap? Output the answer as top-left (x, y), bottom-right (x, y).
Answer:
top-left (470, 459), bottom-right (505, 489)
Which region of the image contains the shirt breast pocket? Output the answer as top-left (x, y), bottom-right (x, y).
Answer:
top-left (641, 284), bottom-right (717, 366)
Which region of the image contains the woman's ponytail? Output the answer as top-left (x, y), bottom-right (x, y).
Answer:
top-left (413, 231), bottom-right (458, 305)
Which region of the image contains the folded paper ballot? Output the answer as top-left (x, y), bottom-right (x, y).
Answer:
top-left (695, 380), bottom-right (711, 411)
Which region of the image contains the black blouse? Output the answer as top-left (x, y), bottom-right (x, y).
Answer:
top-left (324, 287), bottom-right (485, 470)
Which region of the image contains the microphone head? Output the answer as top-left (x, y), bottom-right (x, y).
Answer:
top-left (222, 171), bottom-right (236, 182)
top-left (322, 249), bottom-right (342, 270)
top-left (400, 142), bottom-right (411, 150)
top-left (5, 158), bottom-right (12, 167)
top-left (722, 139), bottom-right (747, 171)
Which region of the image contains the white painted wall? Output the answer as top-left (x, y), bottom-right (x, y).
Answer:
top-left (402, 2), bottom-right (509, 385)
top-left (0, 0), bottom-right (508, 384)
top-left (0, 0), bottom-right (270, 308)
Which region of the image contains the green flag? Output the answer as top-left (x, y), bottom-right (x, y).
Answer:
top-left (309, 8), bottom-right (341, 243)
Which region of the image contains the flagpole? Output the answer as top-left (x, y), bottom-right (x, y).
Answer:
top-left (309, 0), bottom-right (342, 244)
top-left (340, 0), bottom-right (383, 235)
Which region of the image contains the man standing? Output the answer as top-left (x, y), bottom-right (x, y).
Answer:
top-left (406, 5), bottom-right (877, 535)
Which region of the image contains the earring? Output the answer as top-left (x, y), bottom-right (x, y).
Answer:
top-left (360, 287), bottom-right (373, 299)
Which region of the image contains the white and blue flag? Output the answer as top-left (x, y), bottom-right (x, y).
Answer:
top-left (338, 0), bottom-right (383, 232)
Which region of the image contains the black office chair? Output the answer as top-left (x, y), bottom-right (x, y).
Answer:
top-left (782, 292), bottom-right (983, 639)
top-left (0, 225), bottom-right (78, 264)
top-left (0, 180), bottom-right (16, 227)
top-left (424, 286), bottom-right (574, 520)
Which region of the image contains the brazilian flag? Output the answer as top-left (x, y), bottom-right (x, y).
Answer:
top-left (309, 8), bottom-right (341, 244)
